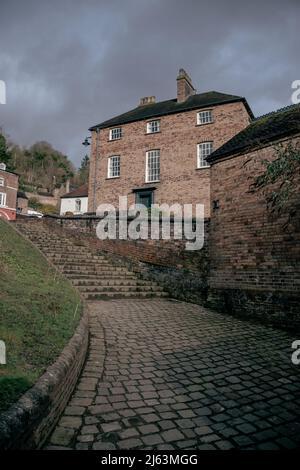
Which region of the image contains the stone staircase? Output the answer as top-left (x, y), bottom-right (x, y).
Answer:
top-left (13, 219), bottom-right (167, 300)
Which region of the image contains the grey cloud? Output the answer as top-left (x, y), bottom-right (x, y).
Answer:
top-left (0, 0), bottom-right (299, 166)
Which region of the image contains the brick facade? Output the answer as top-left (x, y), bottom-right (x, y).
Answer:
top-left (0, 168), bottom-right (18, 220)
top-left (88, 101), bottom-right (250, 217)
top-left (207, 135), bottom-right (300, 329)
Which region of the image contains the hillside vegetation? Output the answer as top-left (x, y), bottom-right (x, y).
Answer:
top-left (0, 220), bottom-right (81, 412)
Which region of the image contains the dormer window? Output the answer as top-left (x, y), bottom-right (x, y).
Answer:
top-left (147, 120), bottom-right (160, 134)
top-left (109, 127), bottom-right (122, 141)
top-left (197, 110), bottom-right (213, 125)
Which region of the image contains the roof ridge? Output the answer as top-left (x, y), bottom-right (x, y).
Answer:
top-left (254, 103), bottom-right (300, 121)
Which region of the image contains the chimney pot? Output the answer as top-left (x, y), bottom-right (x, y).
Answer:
top-left (139, 96), bottom-right (156, 106)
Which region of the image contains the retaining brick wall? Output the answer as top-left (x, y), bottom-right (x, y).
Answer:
top-left (208, 135), bottom-right (300, 330)
top-left (45, 215), bottom-right (210, 304)
top-left (0, 308), bottom-right (89, 450)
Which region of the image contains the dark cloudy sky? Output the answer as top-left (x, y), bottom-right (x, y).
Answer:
top-left (0, 0), bottom-right (299, 166)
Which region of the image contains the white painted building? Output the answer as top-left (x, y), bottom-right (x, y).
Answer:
top-left (60, 184), bottom-right (88, 216)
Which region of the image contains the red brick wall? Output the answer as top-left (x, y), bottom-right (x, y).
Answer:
top-left (0, 169), bottom-right (18, 220)
top-left (208, 135), bottom-right (300, 328)
top-left (88, 101), bottom-right (251, 217)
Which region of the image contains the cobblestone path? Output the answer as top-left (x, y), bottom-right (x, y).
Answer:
top-left (47, 299), bottom-right (300, 450)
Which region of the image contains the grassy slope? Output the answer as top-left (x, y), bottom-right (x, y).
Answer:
top-left (0, 220), bottom-right (81, 412)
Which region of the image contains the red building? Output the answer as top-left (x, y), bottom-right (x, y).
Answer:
top-left (0, 163), bottom-right (19, 220)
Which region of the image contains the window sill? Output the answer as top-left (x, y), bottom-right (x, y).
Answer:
top-left (107, 138), bottom-right (122, 142)
top-left (196, 166), bottom-right (210, 170)
top-left (106, 176), bottom-right (120, 180)
top-left (196, 121), bottom-right (214, 127)
top-left (145, 180), bottom-right (160, 183)
top-left (145, 131), bottom-right (161, 135)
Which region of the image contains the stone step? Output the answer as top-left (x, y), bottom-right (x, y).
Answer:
top-left (77, 285), bottom-right (164, 293)
top-left (71, 279), bottom-right (154, 287)
top-left (82, 291), bottom-right (168, 300)
top-left (66, 273), bottom-right (135, 280)
top-left (52, 260), bottom-right (111, 267)
top-left (47, 254), bottom-right (107, 262)
top-left (13, 220), bottom-right (167, 299)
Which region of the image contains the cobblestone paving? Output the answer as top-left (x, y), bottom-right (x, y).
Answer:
top-left (47, 299), bottom-right (300, 450)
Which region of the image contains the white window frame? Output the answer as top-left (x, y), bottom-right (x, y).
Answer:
top-left (147, 120), bottom-right (160, 134)
top-left (0, 177), bottom-right (4, 187)
top-left (197, 109), bottom-right (213, 125)
top-left (109, 127), bottom-right (122, 141)
top-left (0, 192), bottom-right (6, 207)
top-left (146, 150), bottom-right (160, 183)
top-left (108, 155), bottom-right (120, 178)
top-left (197, 142), bottom-right (213, 168)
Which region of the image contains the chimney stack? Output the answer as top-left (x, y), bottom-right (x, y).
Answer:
top-left (176, 68), bottom-right (196, 103)
top-left (139, 96), bottom-right (156, 106)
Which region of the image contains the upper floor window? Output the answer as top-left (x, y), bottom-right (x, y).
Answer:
top-left (109, 127), bottom-right (122, 141)
top-left (0, 192), bottom-right (6, 207)
top-left (146, 150), bottom-right (160, 182)
top-left (108, 155), bottom-right (120, 178)
top-left (75, 199), bottom-right (81, 212)
top-left (147, 120), bottom-right (160, 134)
top-left (0, 177), bottom-right (4, 187)
top-left (197, 110), bottom-right (213, 125)
top-left (197, 142), bottom-right (213, 168)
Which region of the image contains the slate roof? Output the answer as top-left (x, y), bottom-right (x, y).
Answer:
top-left (61, 184), bottom-right (88, 199)
top-left (89, 91), bottom-right (253, 130)
top-left (207, 103), bottom-right (300, 163)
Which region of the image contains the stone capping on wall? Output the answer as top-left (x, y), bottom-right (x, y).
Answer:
top-left (0, 308), bottom-right (89, 450)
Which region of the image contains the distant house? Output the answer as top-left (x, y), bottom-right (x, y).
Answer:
top-left (0, 163), bottom-right (19, 220)
top-left (60, 184), bottom-right (88, 215)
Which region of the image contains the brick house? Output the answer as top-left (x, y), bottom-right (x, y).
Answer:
top-left (0, 163), bottom-right (19, 220)
top-left (206, 104), bottom-right (300, 327)
top-left (88, 69), bottom-right (253, 216)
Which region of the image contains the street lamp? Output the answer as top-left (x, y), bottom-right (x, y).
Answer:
top-left (82, 137), bottom-right (91, 147)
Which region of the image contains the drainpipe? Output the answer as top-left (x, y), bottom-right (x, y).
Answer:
top-left (93, 127), bottom-right (100, 213)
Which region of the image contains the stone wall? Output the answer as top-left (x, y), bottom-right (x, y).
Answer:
top-left (0, 308), bottom-right (89, 450)
top-left (208, 135), bottom-right (300, 330)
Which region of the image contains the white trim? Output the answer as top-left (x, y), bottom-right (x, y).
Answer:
top-left (109, 128), bottom-right (122, 141)
top-left (107, 155), bottom-right (120, 178)
top-left (7, 186), bottom-right (18, 191)
top-left (197, 109), bottom-right (213, 125)
top-left (0, 192), bottom-right (7, 207)
top-left (197, 142), bottom-right (213, 168)
top-left (145, 149), bottom-right (160, 183)
top-left (0, 206), bottom-right (16, 211)
top-left (146, 120), bottom-right (160, 134)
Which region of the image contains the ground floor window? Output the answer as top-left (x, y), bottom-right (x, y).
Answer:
top-left (0, 192), bottom-right (6, 206)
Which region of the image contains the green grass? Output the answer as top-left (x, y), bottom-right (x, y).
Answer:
top-left (0, 220), bottom-right (82, 412)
